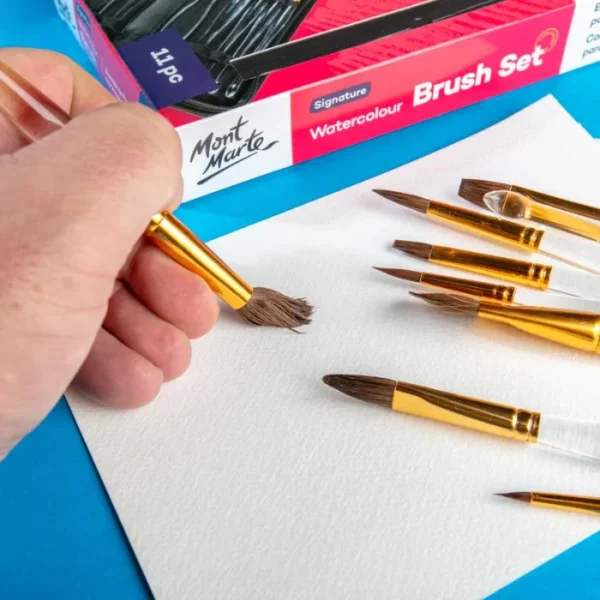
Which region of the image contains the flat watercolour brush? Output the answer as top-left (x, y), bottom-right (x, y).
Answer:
top-left (411, 291), bottom-right (600, 355)
top-left (374, 267), bottom-right (600, 312)
top-left (375, 189), bottom-right (600, 275)
top-left (482, 190), bottom-right (600, 242)
top-left (323, 375), bottom-right (600, 461)
top-left (0, 61), bottom-right (312, 330)
top-left (459, 178), bottom-right (600, 223)
top-left (496, 491), bottom-right (600, 517)
top-left (392, 241), bottom-right (600, 300)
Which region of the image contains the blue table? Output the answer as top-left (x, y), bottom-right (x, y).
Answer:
top-left (1, 3), bottom-right (599, 599)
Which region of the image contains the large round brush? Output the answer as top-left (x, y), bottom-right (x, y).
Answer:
top-left (0, 60), bottom-right (312, 330)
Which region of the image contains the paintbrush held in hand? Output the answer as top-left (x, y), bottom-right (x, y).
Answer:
top-left (392, 241), bottom-right (600, 299)
top-left (459, 178), bottom-right (600, 223)
top-left (375, 189), bottom-right (600, 275)
top-left (374, 267), bottom-right (600, 312)
top-left (0, 61), bottom-right (312, 330)
top-left (411, 291), bottom-right (600, 355)
top-left (323, 375), bottom-right (600, 461)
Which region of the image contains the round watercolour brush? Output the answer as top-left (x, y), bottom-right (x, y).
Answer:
top-left (459, 178), bottom-right (600, 223)
top-left (374, 189), bottom-right (600, 275)
top-left (411, 291), bottom-right (600, 355)
top-left (374, 267), bottom-right (600, 312)
top-left (0, 61), bottom-right (312, 330)
top-left (496, 491), bottom-right (600, 517)
top-left (392, 241), bottom-right (600, 300)
top-left (482, 190), bottom-right (600, 242)
top-left (322, 375), bottom-right (600, 461)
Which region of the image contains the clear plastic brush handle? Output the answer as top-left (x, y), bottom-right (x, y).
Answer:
top-left (538, 414), bottom-right (600, 461)
top-left (539, 229), bottom-right (600, 275)
top-left (549, 265), bottom-right (600, 300)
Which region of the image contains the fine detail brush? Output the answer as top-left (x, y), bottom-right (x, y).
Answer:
top-left (0, 60), bottom-right (312, 330)
top-left (393, 241), bottom-right (600, 300)
top-left (481, 190), bottom-right (600, 242)
top-left (411, 291), bottom-right (600, 355)
top-left (496, 491), bottom-right (600, 517)
top-left (374, 267), bottom-right (600, 312)
top-left (375, 189), bottom-right (600, 275)
top-left (459, 178), bottom-right (600, 223)
top-left (322, 375), bottom-right (600, 461)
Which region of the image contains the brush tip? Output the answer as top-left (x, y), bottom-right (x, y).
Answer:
top-left (238, 287), bottom-right (313, 330)
top-left (374, 267), bottom-right (422, 283)
top-left (323, 374), bottom-right (396, 408)
top-left (495, 492), bottom-right (532, 503)
top-left (373, 189), bottom-right (430, 214)
top-left (410, 291), bottom-right (480, 314)
top-left (458, 178), bottom-right (508, 208)
top-left (392, 240), bottom-right (433, 260)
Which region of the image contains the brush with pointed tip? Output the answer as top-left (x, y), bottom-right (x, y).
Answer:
top-left (482, 190), bottom-right (600, 241)
top-left (323, 375), bottom-right (600, 461)
top-left (496, 491), bottom-right (600, 516)
top-left (0, 60), bottom-right (312, 330)
top-left (411, 291), bottom-right (600, 354)
top-left (376, 189), bottom-right (600, 275)
top-left (374, 267), bottom-right (600, 311)
top-left (459, 178), bottom-right (600, 222)
top-left (393, 240), bottom-right (600, 300)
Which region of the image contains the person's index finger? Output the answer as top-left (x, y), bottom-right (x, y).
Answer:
top-left (0, 47), bottom-right (117, 153)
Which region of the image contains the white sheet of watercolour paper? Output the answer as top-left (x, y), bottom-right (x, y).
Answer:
top-left (66, 97), bottom-right (600, 600)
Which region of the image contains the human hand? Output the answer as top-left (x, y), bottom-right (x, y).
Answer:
top-left (0, 49), bottom-right (219, 460)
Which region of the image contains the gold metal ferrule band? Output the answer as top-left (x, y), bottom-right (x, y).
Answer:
top-left (478, 303), bottom-right (600, 354)
top-left (426, 202), bottom-right (544, 251)
top-left (420, 272), bottom-right (514, 304)
top-left (391, 382), bottom-right (540, 442)
top-left (531, 493), bottom-right (600, 516)
top-left (429, 246), bottom-right (552, 290)
top-left (146, 212), bottom-right (253, 310)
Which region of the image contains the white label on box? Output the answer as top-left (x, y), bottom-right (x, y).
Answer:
top-left (178, 93), bottom-right (293, 201)
top-left (54, 0), bottom-right (81, 44)
top-left (560, 0), bottom-right (600, 72)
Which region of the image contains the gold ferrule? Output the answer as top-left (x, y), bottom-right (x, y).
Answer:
top-left (426, 202), bottom-right (544, 251)
top-left (478, 303), bottom-right (600, 354)
top-left (531, 492), bottom-right (600, 516)
top-left (420, 272), bottom-right (514, 304)
top-left (429, 246), bottom-right (552, 290)
top-left (146, 212), bottom-right (253, 310)
top-left (391, 381), bottom-right (540, 442)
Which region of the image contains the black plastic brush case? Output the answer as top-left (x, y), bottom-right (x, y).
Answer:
top-left (88, 0), bottom-right (317, 117)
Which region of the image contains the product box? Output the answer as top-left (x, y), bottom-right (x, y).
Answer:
top-left (55, 0), bottom-right (600, 203)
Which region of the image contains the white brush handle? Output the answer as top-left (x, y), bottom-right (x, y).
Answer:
top-left (539, 229), bottom-right (600, 275)
top-left (538, 414), bottom-right (600, 461)
top-left (549, 265), bottom-right (600, 300)
top-left (512, 288), bottom-right (600, 311)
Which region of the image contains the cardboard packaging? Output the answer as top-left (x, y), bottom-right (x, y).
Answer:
top-left (54, 0), bottom-right (600, 203)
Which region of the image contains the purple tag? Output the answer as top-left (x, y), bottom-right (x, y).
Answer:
top-left (118, 28), bottom-right (217, 110)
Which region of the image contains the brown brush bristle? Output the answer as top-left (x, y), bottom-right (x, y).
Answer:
top-left (458, 178), bottom-right (509, 208)
top-left (372, 189), bottom-right (430, 214)
top-left (322, 374), bottom-right (395, 408)
top-left (495, 492), bottom-right (532, 503)
top-left (410, 292), bottom-right (480, 315)
top-left (238, 287), bottom-right (313, 330)
top-left (374, 267), bottom-right (422, 283)
top-left (392, 240), bottom-right (433, 260)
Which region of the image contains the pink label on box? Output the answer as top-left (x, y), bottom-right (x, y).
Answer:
top-left (290, 7), bottom-right (574, 163)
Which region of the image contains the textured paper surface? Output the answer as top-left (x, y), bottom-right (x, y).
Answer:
top-left (67, 97), bottom-right (600, 600)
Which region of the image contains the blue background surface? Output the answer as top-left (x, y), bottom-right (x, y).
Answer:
top-left (0, 2), bottom-right (599, 599)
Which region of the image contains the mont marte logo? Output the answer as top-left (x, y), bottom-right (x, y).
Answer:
top-left (190, 115), bottom-right (280, 185)
top-left (535, 28), bottom-right (559, 55)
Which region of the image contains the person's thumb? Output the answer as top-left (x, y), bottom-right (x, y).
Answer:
top-left (3, 100), bottom-right (182, 287)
